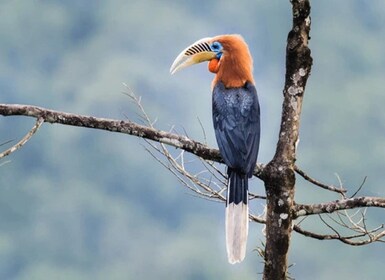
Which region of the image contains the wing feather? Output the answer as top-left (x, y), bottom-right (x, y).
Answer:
top-left (212, 82), bottom-right (260, 176)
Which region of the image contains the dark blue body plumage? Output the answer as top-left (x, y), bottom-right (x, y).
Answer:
top-left (212, 81), bottom-right (260, 205)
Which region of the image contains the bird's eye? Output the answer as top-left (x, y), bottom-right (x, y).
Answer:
top-left (211, 41), bottom-right (222, 51)
top-left (211, 41), bottom-right (223, 59)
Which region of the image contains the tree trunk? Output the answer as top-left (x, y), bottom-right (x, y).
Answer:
top-left (261, 1), bottom-right (312, 279)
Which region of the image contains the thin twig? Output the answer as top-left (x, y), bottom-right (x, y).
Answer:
top-left (124, 89), bottom-right (229, 203)
top-left (0, 139), bottom-right (14, 147)
top-left (318, 214), bottom-right (341, 238)
top-left (350, 176), bottom-right (368, 198)
top-left (249, 192), bottom-right (267, 200)
top-left (197, 116), bottom-right (207, 145)
top-left (294, 165), bottom-right (347, 194)
top-left (0, 117), bottom-right (44, 159)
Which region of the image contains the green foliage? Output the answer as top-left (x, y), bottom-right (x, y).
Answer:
top-left (0, 0), bottom-right (384, 279)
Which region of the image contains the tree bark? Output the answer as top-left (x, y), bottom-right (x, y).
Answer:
top-left (261, 1), bottom-right (312, 279)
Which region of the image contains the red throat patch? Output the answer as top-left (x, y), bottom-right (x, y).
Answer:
top-left (208, 58), bottom-right (220, 73)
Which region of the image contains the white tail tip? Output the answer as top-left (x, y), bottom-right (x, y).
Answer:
top-left (226, 202), bottom-right (249, 264)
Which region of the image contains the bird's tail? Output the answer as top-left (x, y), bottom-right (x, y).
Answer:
top-left (226, 170), bottom-right (249, 264)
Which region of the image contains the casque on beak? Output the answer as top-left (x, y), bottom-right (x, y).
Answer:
top-left (170, 37), bottom-right (217, 74)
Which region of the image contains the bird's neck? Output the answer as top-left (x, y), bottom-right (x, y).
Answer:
top-left (212, 53), bottom-right (254, 89)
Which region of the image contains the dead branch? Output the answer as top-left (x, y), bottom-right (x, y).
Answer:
top-left (0, 117), bottom-right (44, 158)
top-left (0, 103), bottom-right (223, 163)
top-left (293, 225), bottom-right (385, 246)
top-left (350, 176), bottom-right (367, 198)
top-left (1, 101), bottom-right (383, 237)
top-left (146, 140), bottom-right (226, 202)
top-left (294, 196), bottom-right (385, 217)
top-left (293, 201), bottom-right (385, 246)
top-left (294, 222), bottom-right (385, 246)
top-left (125, 88), bottom-right (227, 203)
top-left (294, 165), bottom-right (347, 195)
top-left (0, 103), bottom-right (268, 175)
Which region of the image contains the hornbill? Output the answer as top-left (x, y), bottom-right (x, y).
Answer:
top-left (170, 34), bottom-right (260, 264)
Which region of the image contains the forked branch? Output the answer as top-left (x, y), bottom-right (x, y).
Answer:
top-left (294, 212), bottom-right (385, 246)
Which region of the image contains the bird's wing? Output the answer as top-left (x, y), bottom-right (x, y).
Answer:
top-left (212, 82), bottom-right (260, 176)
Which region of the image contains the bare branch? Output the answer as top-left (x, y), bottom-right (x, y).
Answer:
top-left (318, 214), bottom-right (341, 238)
top-left (123, 89), bottom-right (228, 203)
top-left (250, 213), bottom-right (266, 224)
top-left (294, 165), bottom-right (347, 195)
top-left (293, 224), bottom-right (385, 246)
top-left (350, 176), bottom-right (367, 198)
top-left (196, 116), bottom-right (208, 145)
top-left (0, 103), bottom-right (224, 161)
top-left (0, 139), bottom-right (14, 147)
top-left (329, 209), bottom-right (364, 232)
top-left (0, 103), bottom-right (267, 177)
top-left (294, 196), bottom-right (385, 217)
top-left (123, 90), bottom-right (269, 226)
top-left (249, 193), bottom-right (267, 200)
top-left (0, 117), bottom-right (44, 158)
top-left (197, 157), bottom-right (227, 185)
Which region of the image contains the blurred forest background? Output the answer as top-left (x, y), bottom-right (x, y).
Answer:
top-left (1, 0), bottom-right (384, 279)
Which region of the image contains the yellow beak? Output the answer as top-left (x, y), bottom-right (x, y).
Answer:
top-left (170, 37), bottom-right (216, 74)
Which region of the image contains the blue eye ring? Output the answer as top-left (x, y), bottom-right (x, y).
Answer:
top-left (211, 41), bottom-right (221, 50)
top-left (211, 41), bottom-right (223, 59)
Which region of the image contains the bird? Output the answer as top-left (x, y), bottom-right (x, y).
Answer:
top-left (170, 34), bottom-right (260, 264)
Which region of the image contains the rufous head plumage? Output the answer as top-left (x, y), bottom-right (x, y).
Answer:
top-left (170, 34), bottom-right (254, 88)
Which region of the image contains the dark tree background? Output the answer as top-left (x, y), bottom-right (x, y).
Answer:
top-left (1, 1), bottom-right (385, 279)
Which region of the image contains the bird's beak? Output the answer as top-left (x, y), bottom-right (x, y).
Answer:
top-left (170, 37), bottom-right (216, 74)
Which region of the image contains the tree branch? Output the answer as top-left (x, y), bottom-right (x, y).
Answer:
top-left (294, 221), bottom-right (385, 246)
top-left (0, 117), bottom-right (44, 158)
top-left (0, 103), bottom-right (223, 160)
top-left (0, 103), bottom-right (266, 175)
top-left (294, 165), bottom-right (347, 194)
top-left (293, 224), bottom-right (385, 245)
top-left (294, 196), bottom-right (385, 217)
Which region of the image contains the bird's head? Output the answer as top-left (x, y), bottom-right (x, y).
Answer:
top-left (170, 34), bottom-right (254, 88)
